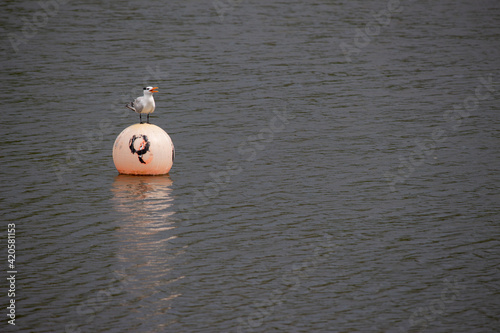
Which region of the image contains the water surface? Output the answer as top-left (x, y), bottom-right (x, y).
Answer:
top-left (1, 0), bottom-right (499, 332)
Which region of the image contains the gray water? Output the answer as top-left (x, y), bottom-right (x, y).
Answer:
top-left (1, 0), bottom-right (499, 332)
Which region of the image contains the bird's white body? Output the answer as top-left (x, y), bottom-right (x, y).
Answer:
top-left (127, 89), bottom-right (156, 114)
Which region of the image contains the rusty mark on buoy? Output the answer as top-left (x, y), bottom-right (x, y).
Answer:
top-left (129, 134), bottom-right (151, 164)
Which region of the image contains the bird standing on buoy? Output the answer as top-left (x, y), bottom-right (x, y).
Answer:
top-left (125, 86), bottom-right (158, 124)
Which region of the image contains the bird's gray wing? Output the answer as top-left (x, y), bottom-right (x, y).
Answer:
top-left (132, 96), bottom-right (145, 113)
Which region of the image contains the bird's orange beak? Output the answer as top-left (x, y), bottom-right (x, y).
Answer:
top-left (150, 87), bottom-right (159, 93)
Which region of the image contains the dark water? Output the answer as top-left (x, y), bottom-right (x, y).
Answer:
top-left (1, 0), bottom-right (499, 332)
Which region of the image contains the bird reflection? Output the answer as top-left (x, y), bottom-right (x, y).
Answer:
top-left (110, 175), bottom-right (182, 328)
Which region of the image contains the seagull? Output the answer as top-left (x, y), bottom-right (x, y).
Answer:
top-left (125, 86), bottom-right (158, 124)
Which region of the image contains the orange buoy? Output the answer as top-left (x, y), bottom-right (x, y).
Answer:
top-left (112, 123), bottom-right (174, 175)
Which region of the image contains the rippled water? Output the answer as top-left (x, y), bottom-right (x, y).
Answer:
top-left (1, 0), bottom-right (499, 332)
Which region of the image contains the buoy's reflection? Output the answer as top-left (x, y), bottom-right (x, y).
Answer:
top-left (112, 174), bottom-right (175, 226)
top-left (111, 174), bottom-right (176, 250)
top-left (110, 175), bottom-right (182, 325)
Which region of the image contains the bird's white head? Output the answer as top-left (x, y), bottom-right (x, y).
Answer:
top-left (143, 86), bottom-right (159, 95)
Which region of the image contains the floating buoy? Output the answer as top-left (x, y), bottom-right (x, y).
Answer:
top-left (112, 123), bottom-right (174, 175)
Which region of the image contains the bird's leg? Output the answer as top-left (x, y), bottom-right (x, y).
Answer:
top-left (140, 114), bottom-right (142, 124)
top-left (147, 114), bottom-right (150, 124)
